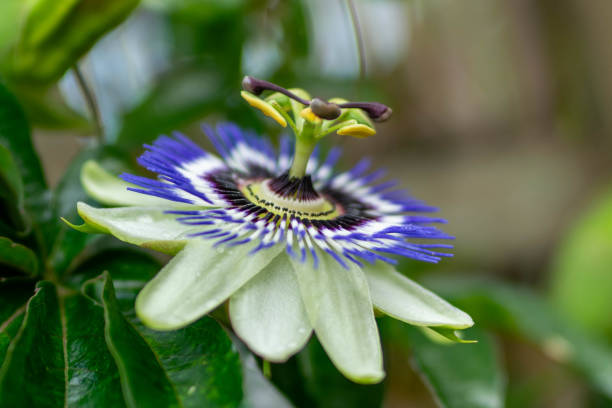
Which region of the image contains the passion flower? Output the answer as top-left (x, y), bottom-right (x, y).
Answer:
top-left (68, 77), bottom-right (473, 384)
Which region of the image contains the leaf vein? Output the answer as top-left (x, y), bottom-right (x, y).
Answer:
top-left (0, 304), bottom-right (26, 333)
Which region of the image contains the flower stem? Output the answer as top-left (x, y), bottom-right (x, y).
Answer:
top-left (262, 360), bottom-right (271, 379)
top-left (73, 63), bottom-right (103, 143)
top-left (289, 138), bottom-right (316, 178)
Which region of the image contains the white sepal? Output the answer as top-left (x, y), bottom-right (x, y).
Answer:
top-left (230, 253), bottom-right (312, 362)
top-left (135, 239), bottom-right (283, 330)
top-left (364, 261), bottom-right (473, 329)
top-left (290, 248), bottom-right (385, 384)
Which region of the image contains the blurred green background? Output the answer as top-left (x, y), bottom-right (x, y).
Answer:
top-left (2, 0), bottom-right (612, 406)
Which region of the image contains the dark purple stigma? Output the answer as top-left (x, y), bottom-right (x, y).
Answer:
top-left (242, 75), bottom-right (392, 122)
top-left (242, 76), bottom-right (310, 106)
top-left (337, 102), bottom-right (392, 122)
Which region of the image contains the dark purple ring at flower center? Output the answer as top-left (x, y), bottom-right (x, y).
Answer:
top-left (268, 172), bottom-right (320, 201)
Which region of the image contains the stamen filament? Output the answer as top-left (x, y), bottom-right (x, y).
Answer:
top-left (270, 100), bottom-right (298, 136)
top-left (319, 119), bottom-right (358, 138)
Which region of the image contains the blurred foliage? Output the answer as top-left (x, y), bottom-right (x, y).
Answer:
top-left (0, 82), bottom-right (52, 254)
top-left (0, 237), bottom-right (38, 277)
top-left (425, 276), bottom-right (612, 401)
top-left (116, 0), bottom-right (308, 148)
top-left (271, 336), bottom-right (385, 408)
top-left (0, 0), bottom-right (138, 130)
top-left (0, 0), bottom-right (22, 55)
top-left (2, 0), bottom-right (139, 84)
top-left (388, 323), bottom-right (505, 408)
top-left (550, 188), bottom-right (612, 340)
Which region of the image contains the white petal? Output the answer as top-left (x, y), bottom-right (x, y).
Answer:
top-left (290, 250), bottom-right (384, 384)
top-left (136, 239), bottom-right (283, 330)
top-left (76, 202), bottom-right (200, 254)
top-left (230, 253), bottom-right (312, 363)
top-left (363, 261), bottom-right (473, 329)
top-left (81, 160), bottom-right (185, 207)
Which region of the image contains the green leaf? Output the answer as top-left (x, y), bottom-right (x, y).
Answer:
top-left (393, 324), bottom-right (505, 408)
top-left (76, 249), bottom-right (246, 407)
top-left (7, 82), bottom-right (89, 130)
top-left (2, 245), bottom-right (280, 408)
top-left (0, 83), bottom-right (46, 192)
top-left (426, 276), bottom-right (612, 399)
top-left (0, 280), bottom-right (129, 407)
top-left (0, 279), bottom-right (34, 326)
top-left (0, 281), bottom-right (67, 406)
top-left (85, 266), bottom-right (242, 407)
top-left (0, 0), bottom-right (24, 55)
top-left (0, 312), bottom-right (24, 367)
top-left (132, 319), bottom-right (244, 408)
top-left (6, 0), bottom-right (139, 84)
top-left (83, 273), bottom-right (182, 408)
top-left (73, 250), bottom-right (290, 408)
top-left (0, 237), bottom-right (38, 277)
top-left (0, 145), bottom-right (29, 234)
top-left (63, 287), bottom-right (127, 407)
top-left (0, 83), bottom-right (51, 247)
top-left (0, 278), bottom-right (34, 364)
top-left (64, 248), bottom-right (160, 311)
top-left (550, 188), bottom-right (612, 338)
top-left (0, 145), bottom-right (23, 205)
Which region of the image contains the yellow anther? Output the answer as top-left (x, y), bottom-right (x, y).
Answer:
top-left (300, 107), bottom-right (322, 124)
top-left (337, 124), bottom-right (376, 138)
top-left (241, 91), bottom-right (287, 127)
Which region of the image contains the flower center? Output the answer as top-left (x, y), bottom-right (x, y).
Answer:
top-left (240, 177), bottom-right (341, 221)
top-left (240, 76), bottom-right (392, 179)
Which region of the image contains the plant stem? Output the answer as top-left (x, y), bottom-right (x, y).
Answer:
top-left (289, 138), bottom-right (316, 178)
top-left (346, 0), bottom-right (366, 79)
top-left (73, 63), bottom-right (103, 142)
top-left (262, 360), bottom-right (271, 379)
